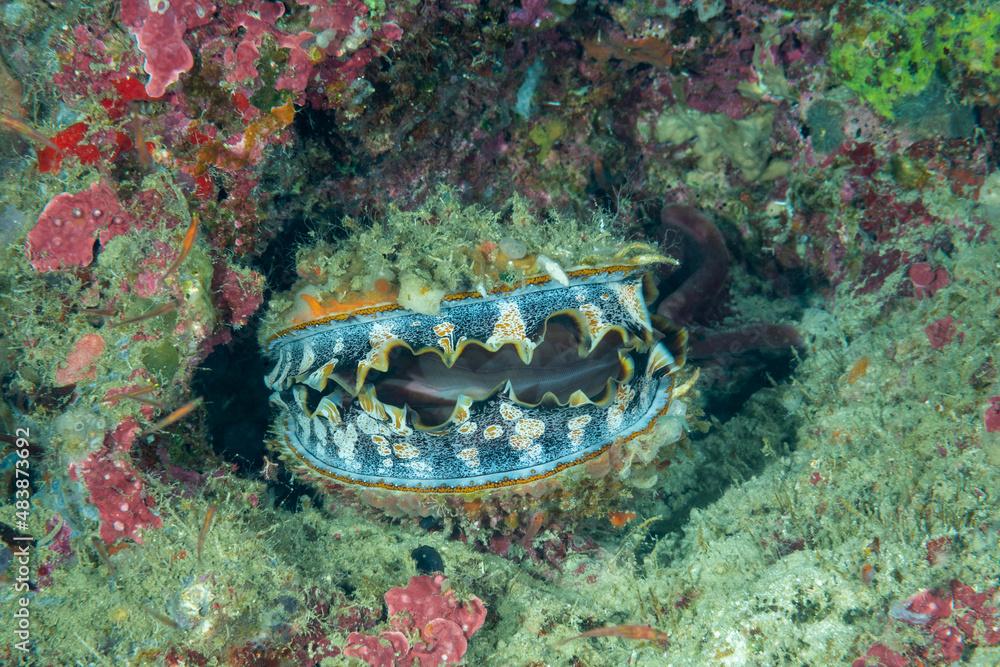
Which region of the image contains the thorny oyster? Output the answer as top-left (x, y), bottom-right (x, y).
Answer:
top-left (261, 193), bottom-right (693, 518)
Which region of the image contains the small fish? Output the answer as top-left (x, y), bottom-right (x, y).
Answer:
top-left (146, 398), bottom-right (203, 433)
top-left (520, 510), bottom-right (546, 549)
top-left (103, 384), bottom-right (167, 410)
top-left (196, 504), bottom-right (217, 562)
top-left (91, 536), bottom-right (116, 577)
top-left (558, 624), bottom-right (670, 649)
top-left (112, 301), bottom-right (177, 328)
top-left (0, 113), bottom-right (58, 150)
top-left (131, 119), bottom-right (153, 170)
top-left (845, 356), bottom-right (870, 384)
top-left (80, 306), bottom-right (117, 317)
top-left (104, 385), bottom-right (157, 400)
top-left (164, 214), bottom-right (200, 277)
top-left (128, 395), bottom-right (168, 410)
top-left (144, 606), bottom-right (182, 630)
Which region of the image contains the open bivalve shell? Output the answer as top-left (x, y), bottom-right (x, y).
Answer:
top-left (265, 265), bottom-right (688, 494)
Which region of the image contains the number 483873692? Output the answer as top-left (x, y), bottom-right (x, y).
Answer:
top-left (14, 427), bottom-right (31, 530)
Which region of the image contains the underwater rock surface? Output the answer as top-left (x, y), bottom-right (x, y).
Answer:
top-left (0, 0), bottom-right (997, 665)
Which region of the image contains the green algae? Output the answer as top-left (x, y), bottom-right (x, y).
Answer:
top-left (831, 3), bottom-right (1000, 118)
top-left (528, 118), bottom-right (567, 163)
top-left (141, 341), bottom-right (181, 383)
top-left (0, 472), bottom-right (524, 664)
top-left (805, 100), bottom-right (846, 154)
top-left (465, 192), bottom-right (999, 665)
top-left (2, 122), bottom-right (997, 667)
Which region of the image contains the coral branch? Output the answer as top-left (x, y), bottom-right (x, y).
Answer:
top-left (688, 324), bottom-right (803, 362)
top-left (656, 205), bottom-right (731, 326)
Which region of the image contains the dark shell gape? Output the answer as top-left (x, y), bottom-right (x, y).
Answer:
top-left (370, 316), bottom-right (628, 427)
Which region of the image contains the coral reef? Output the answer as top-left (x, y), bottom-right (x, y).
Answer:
top-left (0, 0), bottom-right (997, 664)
